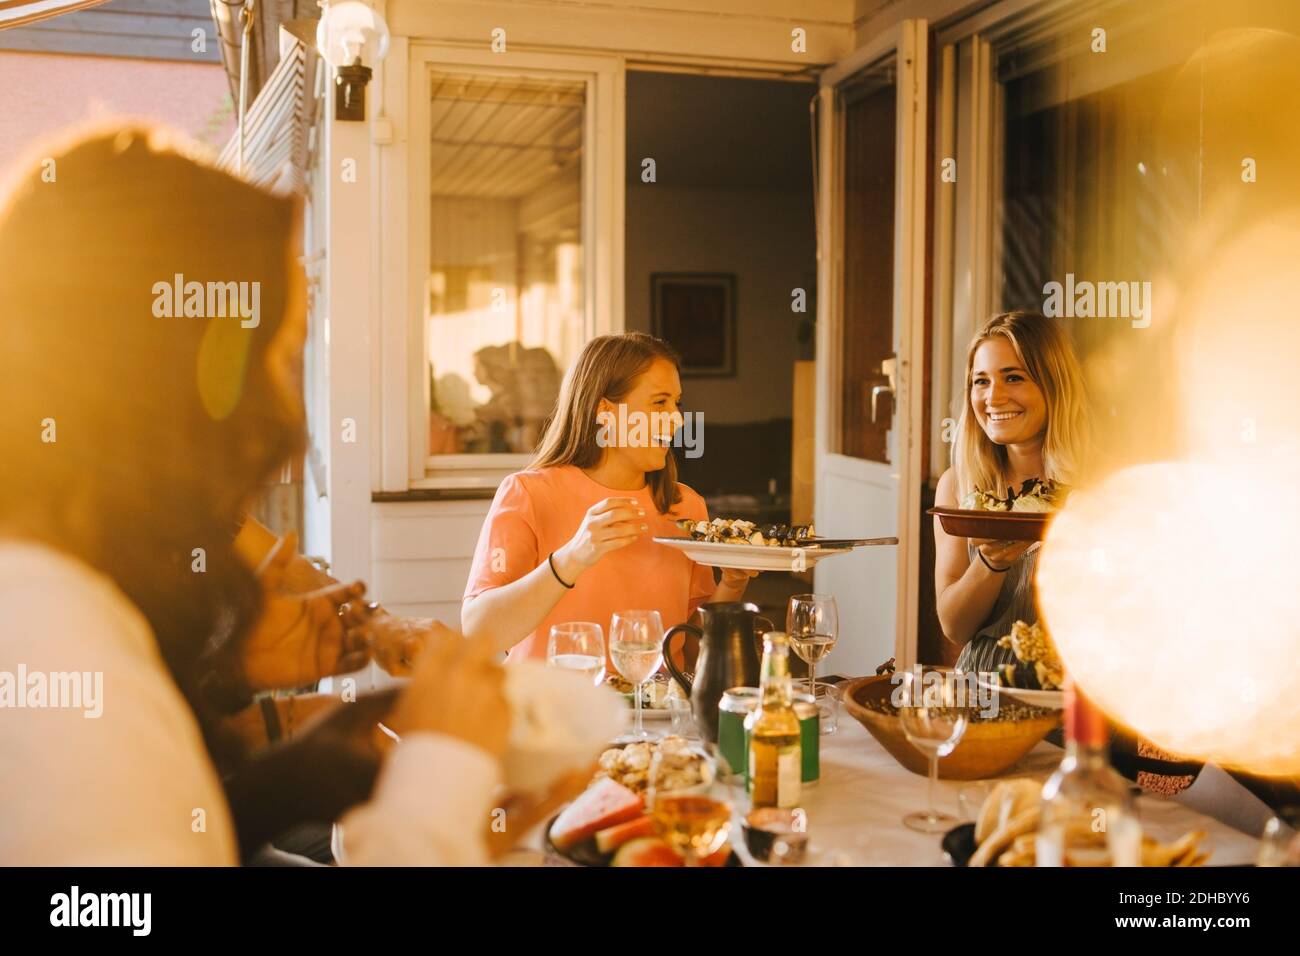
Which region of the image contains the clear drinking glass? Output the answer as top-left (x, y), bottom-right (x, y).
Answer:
top-left (787, 594), bottom-right (838, 697)
top-left (667, 696), bottom-right (698, 738)
top-left (812, 680), bottom-right (840, 735)
top-left (648, 740), bottom-right (734, 866)
top-left (546, 622), bottom-right (605, 686)
top-left (897, 669), bottom-right (969, 833)
top-left (1258, 806), bottom-right (1300, 866)
top-left (610, 609), bottom-right (665, 742)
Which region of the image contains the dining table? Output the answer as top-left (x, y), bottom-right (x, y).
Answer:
top-left (512, 696), bottom-right (1265, 867)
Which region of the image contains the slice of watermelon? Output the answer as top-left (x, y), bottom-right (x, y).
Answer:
top-left (594, 815), bottom-right (656, 855)
top-left (550, 778), bottom-right (644, 851)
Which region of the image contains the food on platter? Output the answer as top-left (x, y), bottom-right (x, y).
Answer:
top-left (960, 477), bottom-right (1070, 513)
top-left (611, 836), bottom-right (684, 867)
top-left (610, 836), bottom-right (731, 867)
top-left (605, 673), bottom-right (636, 695)
top-left (594, 816), bottom-right (658, 855)
top-left (547, 760), bottom-right (735, 867)
top-left (548, 777), bottom-right (644, 851)
top-left (593, 735), bottom-right (708, 794)
top-left (994, 620), bottom-right (1065, 692)
top-left (966, 781), bottom-right (1211, 867)
top-left (676, 517), bottom-right (817, 548)
top-left (975, 779), bottom-right (1041, 845)
top-left (603, 673), bottom-right (682, 711)
top-left (856, 688), bottom-right (1053, 724)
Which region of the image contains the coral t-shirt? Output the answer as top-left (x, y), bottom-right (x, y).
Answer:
top-left (463, 465), bottom-right (717, 664)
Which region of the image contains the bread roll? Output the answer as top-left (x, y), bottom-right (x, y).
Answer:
top-left (974, 779), bottom-right (1042, 845)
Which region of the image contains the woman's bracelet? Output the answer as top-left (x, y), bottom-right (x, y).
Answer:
top-left (548, 552), bottom-right (575, 589)
top-left (977, 549), bottom-right (1011, 574)
top-left (259, 695), bottom-right (283, 743)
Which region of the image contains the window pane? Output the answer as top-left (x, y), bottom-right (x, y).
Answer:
top-left (997, 5), bottom-right (1201, 462)
top-left (426, 72), bottom-right (585, 456)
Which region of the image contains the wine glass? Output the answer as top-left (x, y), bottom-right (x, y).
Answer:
top-left (786, 594), bottom-right (838, 696)
top-left (610, 609), bottom-right (664, 742)
top-left (648, 739), bottom-right (734, 866)
top-left (546, 622), bottom-right (605, 686)
top-left (896, 669), bottom-right (969, 833)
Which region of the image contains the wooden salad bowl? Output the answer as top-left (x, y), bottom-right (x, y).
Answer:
top-left (840, 674), bottom-right (1061, 780)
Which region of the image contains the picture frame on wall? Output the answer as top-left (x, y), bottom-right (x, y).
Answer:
top-left (650, 272), bottom-right (737, 378)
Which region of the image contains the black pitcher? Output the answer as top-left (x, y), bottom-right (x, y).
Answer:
top-left (662, 602), bottom-right (774, 744)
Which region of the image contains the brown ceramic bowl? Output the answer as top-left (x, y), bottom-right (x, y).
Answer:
top-left (840, 674), bottom-right (1061, 780)
top-left (927, 507), bottom-right (1052, 542)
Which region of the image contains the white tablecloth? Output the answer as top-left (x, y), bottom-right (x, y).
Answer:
top-left (513, 715), bottom-right (1264, 867)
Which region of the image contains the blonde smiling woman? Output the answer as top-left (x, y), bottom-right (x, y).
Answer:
top-left (933, 311), bottom-right (1091, 671)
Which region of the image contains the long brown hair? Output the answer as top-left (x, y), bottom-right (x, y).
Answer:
top-left (0, 123), bottom-right (303, 754)
top-left (953, 310), bottom-right (1091, 498)
top-left (530, 332), bottom-right (684, 514)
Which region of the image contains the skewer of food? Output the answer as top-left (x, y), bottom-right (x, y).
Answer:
top-left (675, 517), bottom-right (817, 548)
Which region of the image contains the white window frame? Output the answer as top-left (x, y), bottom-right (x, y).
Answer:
top-left (395, 45), bottom-right (624, 491)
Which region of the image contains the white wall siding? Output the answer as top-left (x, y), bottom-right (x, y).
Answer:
top-left (370, 499), bottom-right (491, 627)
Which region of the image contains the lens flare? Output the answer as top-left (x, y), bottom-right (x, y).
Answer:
top-left (1039, 213), bottom-right (1300, 777)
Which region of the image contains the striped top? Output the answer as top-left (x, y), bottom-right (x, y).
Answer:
top-left (954, 542), bottom-right (1039, 673)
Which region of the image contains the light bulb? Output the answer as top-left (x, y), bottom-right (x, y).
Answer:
top-left (316, 1), bottom-right (390, 70)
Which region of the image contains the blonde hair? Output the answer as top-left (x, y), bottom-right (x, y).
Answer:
top-left (530, 332), bottom-right (684, 514)
top-left (953, 311), bottom-right (1090, 499)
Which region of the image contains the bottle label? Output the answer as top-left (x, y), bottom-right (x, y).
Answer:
top-left (750, 746), bottom-right (801, 808)
top-left (776, 750), bottom-right (800, 808)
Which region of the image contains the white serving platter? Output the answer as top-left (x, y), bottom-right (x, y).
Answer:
top-left (653, 535), bottom-right (896, 572)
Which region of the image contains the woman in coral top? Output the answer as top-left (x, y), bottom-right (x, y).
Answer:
top-left (462, 332), bottom-right (753, 662)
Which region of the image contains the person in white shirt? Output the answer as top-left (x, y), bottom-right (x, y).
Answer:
top-left (0, 122), bottom-right (543, 866)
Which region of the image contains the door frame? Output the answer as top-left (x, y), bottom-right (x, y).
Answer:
top-left (815, 19), bottom-right (929, 667)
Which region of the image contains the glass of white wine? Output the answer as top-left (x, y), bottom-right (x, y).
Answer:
top-left (897, 669), bottom-right (969, 833)
top-left (546, 622), bottom-right (605, 686)
top-left (648, 740), bottom-right (734, 866)
top-left (610, 609), bottom-right (665, 742)
top-left (786, 594), bottom-right (839, 697)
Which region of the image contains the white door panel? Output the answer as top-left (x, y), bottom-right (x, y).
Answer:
top-left (816, 465), bottom-right (898, 677)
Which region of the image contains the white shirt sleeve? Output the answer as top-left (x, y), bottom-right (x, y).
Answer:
top-left (338, 732), bottom-right (501, 866)
top-left (0, 544), bottom-right (239, 865)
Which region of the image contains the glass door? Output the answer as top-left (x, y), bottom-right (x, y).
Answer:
top-left (814, 19), bottom-right (929, 675)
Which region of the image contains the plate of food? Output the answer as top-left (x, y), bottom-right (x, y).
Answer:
top-left (929, 478), bottom-right (1069, 542)
top-left (655, 518), bottom-right (897, 571)
top-left (605, 673), bottom-right (677, 720)
top-left (948, 779), bottom-right (1211, 866)
top-left (974, 620), bottom-right (1065, 710)
top-left (544, 737), bottom-right (738, 867)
